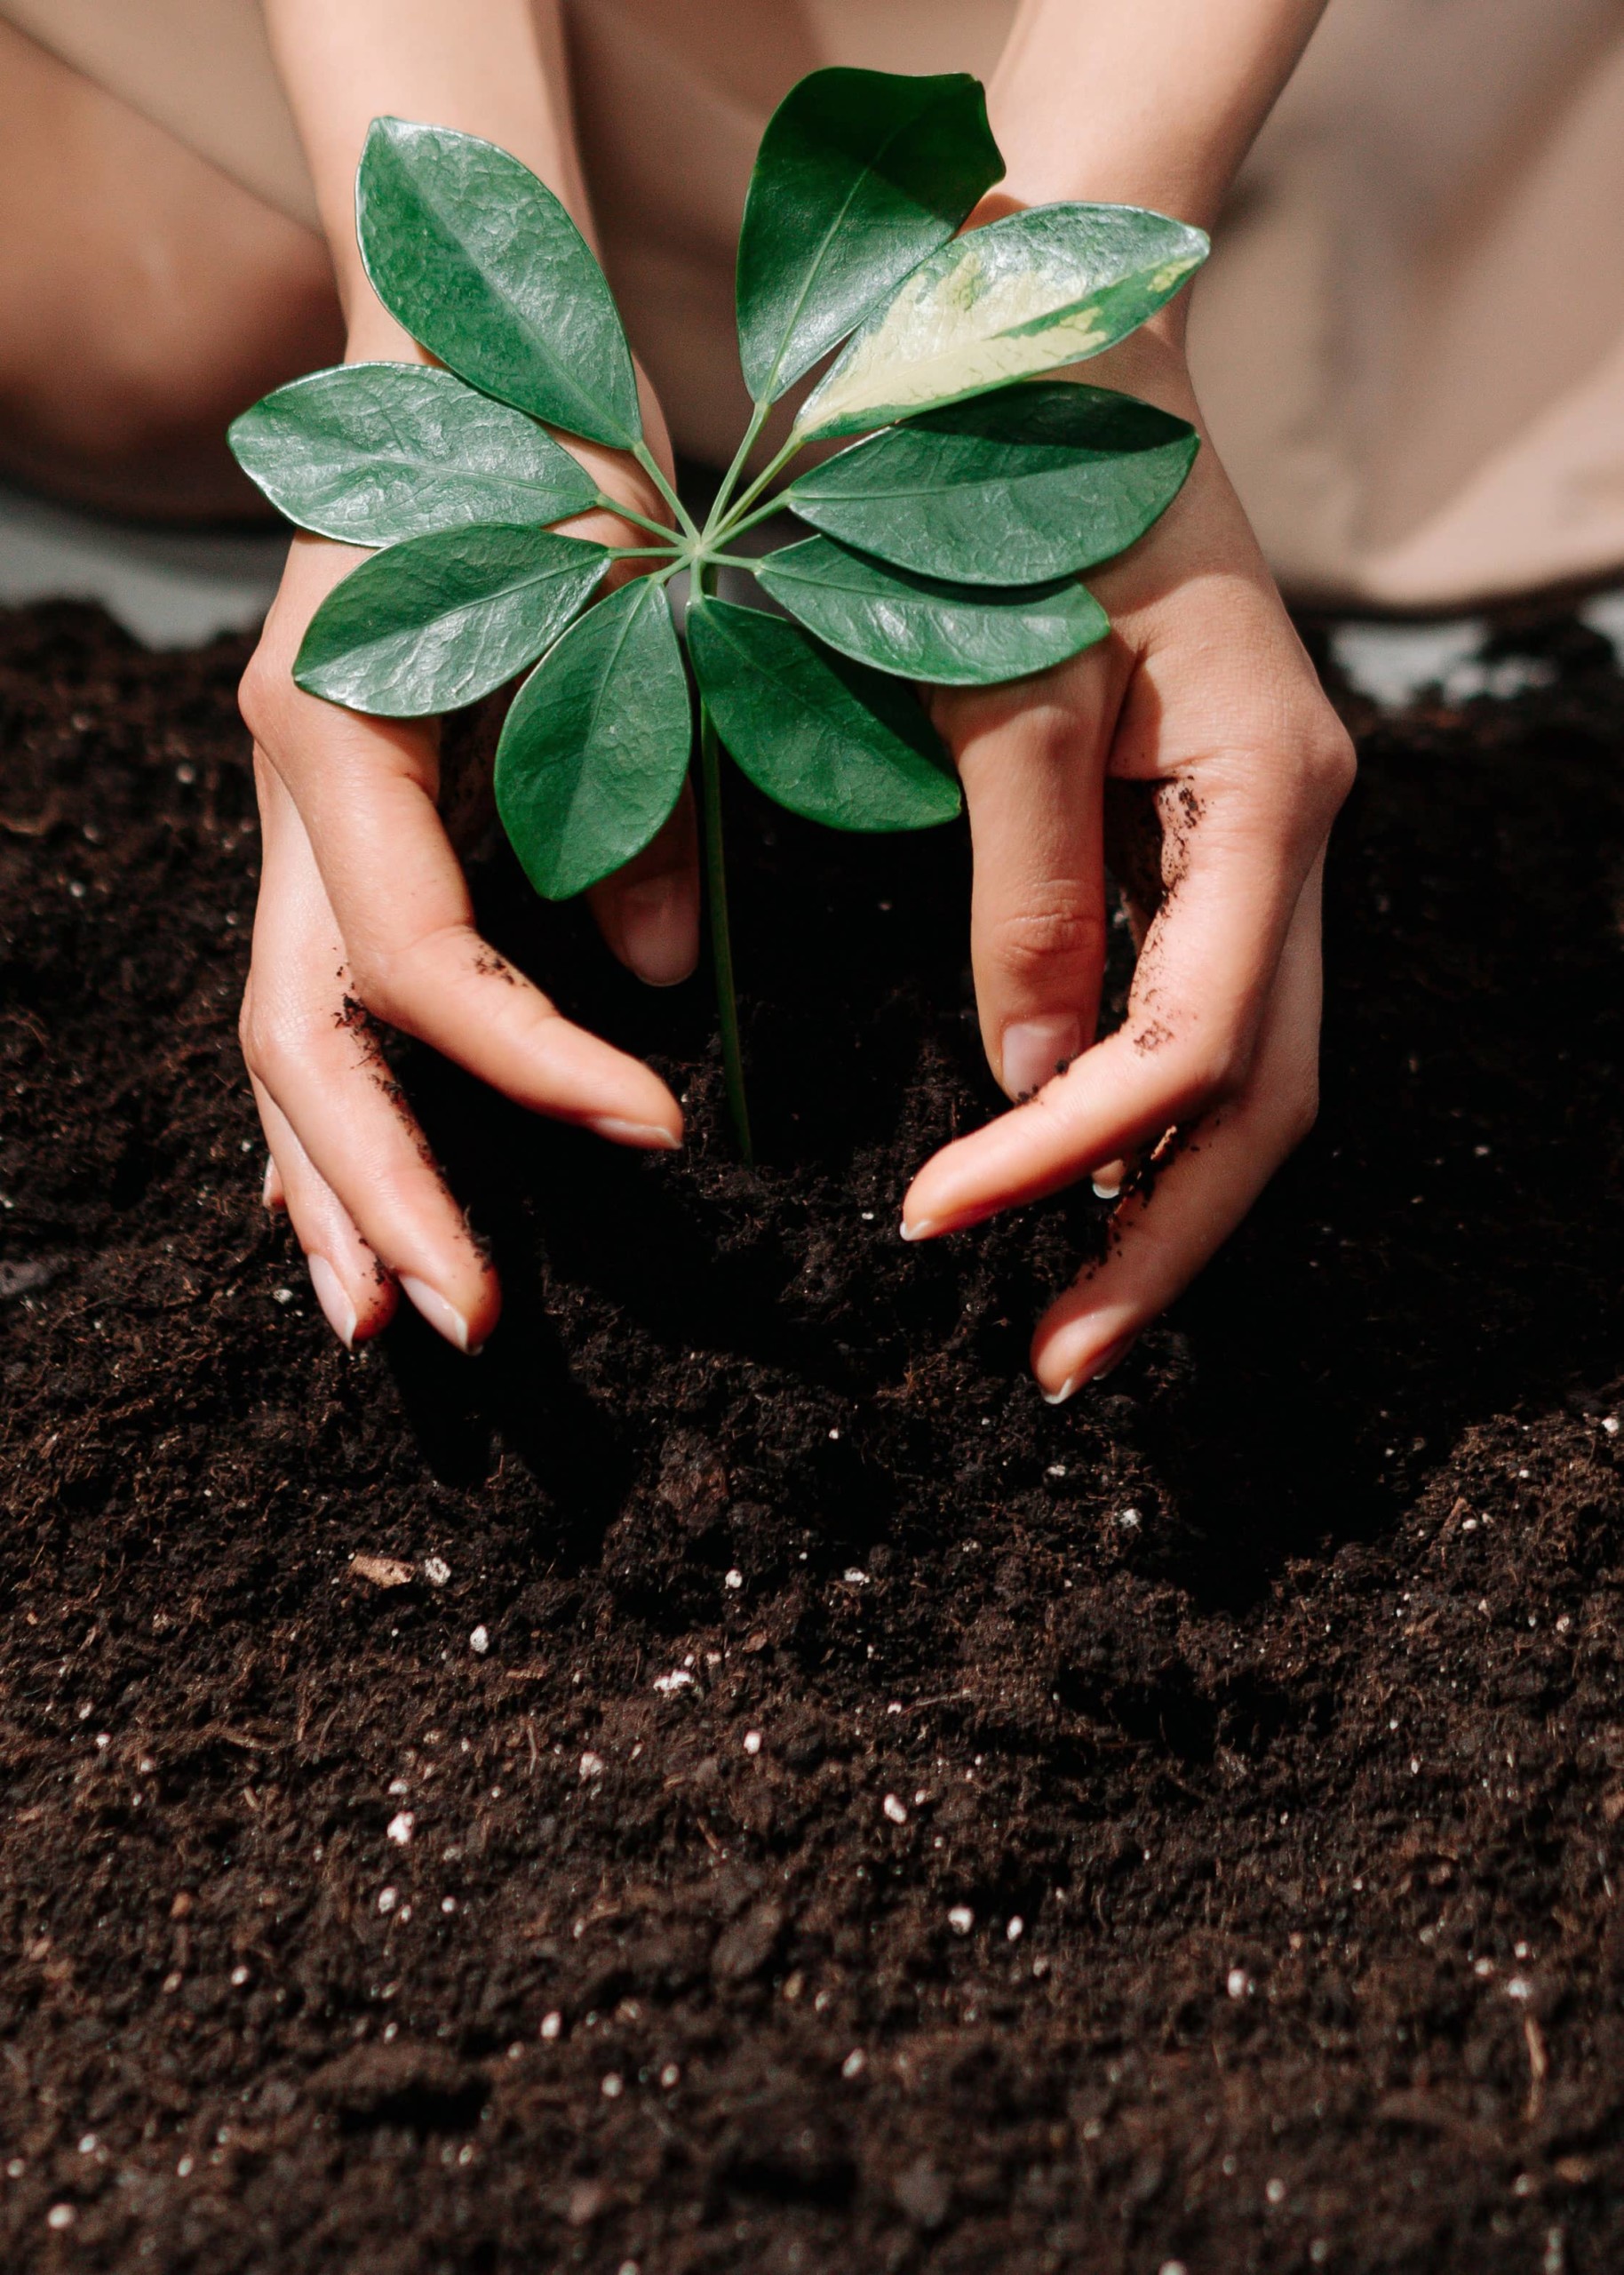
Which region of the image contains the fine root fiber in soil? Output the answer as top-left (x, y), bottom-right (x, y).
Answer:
top-left (2, 597), bottom-right (1624, 2273)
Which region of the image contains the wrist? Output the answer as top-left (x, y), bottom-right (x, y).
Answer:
top-left (1077, 314), bottom-right (1198, 420)
top-left (962, 190), bottom-right (1198, 409)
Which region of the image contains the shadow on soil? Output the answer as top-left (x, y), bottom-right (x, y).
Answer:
top-left (384, 611), bottom-right (1624, 1612)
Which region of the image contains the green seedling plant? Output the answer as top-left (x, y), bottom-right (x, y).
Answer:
top-left (230, 68), bottom-right (1206, 1160)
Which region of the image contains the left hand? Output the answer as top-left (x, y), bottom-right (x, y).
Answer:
top-left (241, 387), bottom-right (699, 1355)
top-left (902, 330), bottom-right (1355, 1402)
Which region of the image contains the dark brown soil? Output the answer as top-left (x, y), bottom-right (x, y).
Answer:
top-left (3, 595), bottom-right (1624, 2275)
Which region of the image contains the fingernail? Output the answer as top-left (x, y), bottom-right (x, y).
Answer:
top-left (1091, 1155), bottom-right (1128, 1201)
top-left (306, 1255), bottom-right (356, 1353)
top-left (262, 1158), bottom-right (282, 1211)
top-left (898, 1216), bottom-right (936, 1243)
top-left (1001, 1015), bottom-right (1082, 1103)
top-left (399, 1274), bottom-right (479, 1354)
top-left (589, 1115), bottom-right (681, 1150)
top-left (617, 878), bottom-right (699, 987)
top-left (1040, 1330), bottom-right (1138, 1406)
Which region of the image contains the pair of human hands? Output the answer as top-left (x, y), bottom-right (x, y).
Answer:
top-left (238, 329), bottom-right (1354, 1394)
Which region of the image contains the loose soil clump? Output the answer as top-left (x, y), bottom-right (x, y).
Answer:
top-left (2, 597), bottom-right (1623, 2274)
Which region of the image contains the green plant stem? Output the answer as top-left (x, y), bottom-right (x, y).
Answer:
top-left (712, 431), bottom-right (804, 539)
top-left (605, 544), bottom-right (686, 562)
top-left (631, 441), bottom-right (700, 542)
top-left (712, 491), bottom-right (800, 545)
top-left (699, 700), bottom-right (752, 1163)
top-left (593, 491), bottom-right (681, 543)
top-left (693, 562), bottom-right (752, 1162)
top-left (703, 398), bottom-right (771, 543)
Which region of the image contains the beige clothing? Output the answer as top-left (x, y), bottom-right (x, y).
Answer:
top-left (10, 0), bottom-right (1624, 609)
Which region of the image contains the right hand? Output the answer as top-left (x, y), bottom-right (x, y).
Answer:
top-left (238, 427), bottom-right (700, 1355)
top-left (902, 324), bottom-right (1356, 1400)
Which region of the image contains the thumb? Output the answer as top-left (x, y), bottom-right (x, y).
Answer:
top-left (929, 643), bottom-right (1118, 1101)
top-left (587, 783), bottom-right (701, 987)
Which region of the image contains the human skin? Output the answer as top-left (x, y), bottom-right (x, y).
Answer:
top-left (0, 0), bottom-right (1355, 1386)
top-left (911, 299), bottom-right (1352, 1401)
top-left (900, 0), bottom-right (1352, 1396)
top-left (0, 17), bottom-right (340, 520)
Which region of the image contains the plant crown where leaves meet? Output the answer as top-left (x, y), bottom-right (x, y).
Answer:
top-left (229, 68), bottom-right (1207, 1157)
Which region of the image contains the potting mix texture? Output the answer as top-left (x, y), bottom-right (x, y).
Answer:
top-left (2, 599), bottom-right (1623, 2273)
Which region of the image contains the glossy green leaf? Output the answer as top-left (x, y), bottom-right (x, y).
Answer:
top-left (687, 598), bottom-right (959, 831)
top-left (753, 534), bottom-right (1107, 686)
top-left (294, 524), bottom-right (608, 717)
top-left (228, 363), bottom-right (600, 546)
top-left (356, 117), bottom-right (641, 447)
top-left (786, 381), bottom-right (1197, 584)
top-left (794, 204), bottom-right (1207, 441)
top-left (495, 579), bottom-right (691, 899)
top-left (736, 68), bottom-right (1003, 404)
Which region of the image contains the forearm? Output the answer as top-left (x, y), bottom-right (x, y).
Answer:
top-left (263, 0), bottom-right (591, 359)
top-left (988, 0), bottom-right (1328, 233)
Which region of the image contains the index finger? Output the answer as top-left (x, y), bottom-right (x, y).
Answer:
top-left (900, 736), bottom-right (1346, 1239)
top-left (244, 540), bottom-right (682, 1147)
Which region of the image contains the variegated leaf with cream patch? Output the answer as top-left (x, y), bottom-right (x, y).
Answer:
top-left (793, 204), bottom-right (1207, 442)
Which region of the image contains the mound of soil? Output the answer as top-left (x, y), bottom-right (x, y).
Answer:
top-left (2, 595), bottom-right (1623, 2275)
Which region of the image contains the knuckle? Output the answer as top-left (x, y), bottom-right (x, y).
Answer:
top-left (985, 895), bottom-right (1105, 983)
top-left (1170, 1032), bottom-right (1252, 1114)
top-left (344, 940), bottom-right (402, 1024)
top-left (1302, 720), bottom-right (1357, 812)
top-left (346, 921), bottom-right (474, 1031)
top-left (237, 646), bottom-right (291, 750)
top-left (238, 944), bottom-right (361, 1088)
top-left (236, 975), bottom-right (298, 1085)
top-left (237, 1002), bottom-right (299, 1090)
top-left (243, 983), bottom-right (370, 1098)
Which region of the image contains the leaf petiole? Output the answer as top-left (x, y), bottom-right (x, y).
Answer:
top-left (703, 398), bottom-right (772, 544)
top-left (631, 441), bottom-right (701, 543)
top-left (591, 490), bottom-right (681, 544)
top-left (712, 491), bottom-right (800, 546)
top-left (692, 562), bottom-right (752, 1162)
top-left (712, 433), bottom-right (805, 541)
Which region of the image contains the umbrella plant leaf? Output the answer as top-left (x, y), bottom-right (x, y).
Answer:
top-left (238, 84), bottom-right (1229, 1161)
top-left (356, 117), bottom-right (641, 447)
top-left (753, 534), bottom-right (1108, 686)
top-left (294, 524), bottom-right (608, 717)
top-left (785, 380), bottom-right (1198, 584)
top-left (494, 578), bottom-right (691, 899)
top-left (736, 68), bottom-right (1004, 404)
top-left (228, 363), bottom-right (600, 547)
top-left (794, 204), bottom-right (1207, 441)
top-left (688, 597), bottom-right (959, 831)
